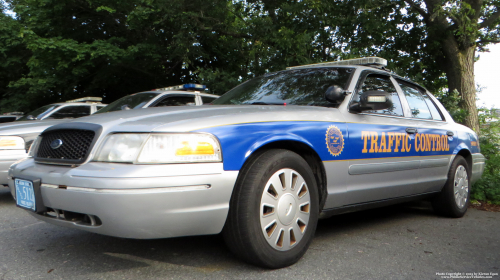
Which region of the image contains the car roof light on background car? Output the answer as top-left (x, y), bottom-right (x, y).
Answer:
top-left (153, 84), bottom-right (207, 92)
top-left (66, 97), bottom-right (103, 103)
top-left (286, 57), bottom-right (388, 70)
top-left (3, 112), bottom-right (24, 115)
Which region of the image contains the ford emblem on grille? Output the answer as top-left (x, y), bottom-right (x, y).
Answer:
top-left (50, 139), bottom-right (63, 149)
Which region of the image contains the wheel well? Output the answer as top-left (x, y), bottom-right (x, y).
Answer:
top-left (456, 149), bottom-right (472, 172)
top-left (245, 141), bottom-right (328, 211)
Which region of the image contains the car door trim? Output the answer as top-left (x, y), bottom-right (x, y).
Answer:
top-left (348, 159), bottom-right (420, 175)
top-left (419, 157), bottom-right (449, 169)
top-left (320, 191), bottom-right (439, 218)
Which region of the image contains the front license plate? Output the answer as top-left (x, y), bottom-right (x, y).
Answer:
top-left (15, 179), bottom-right (36, 211)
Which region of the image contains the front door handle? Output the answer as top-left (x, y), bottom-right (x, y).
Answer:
top-left (406, 127), bottom-right (418, 134)
top-left (447, 131), bottom-right (454, 136)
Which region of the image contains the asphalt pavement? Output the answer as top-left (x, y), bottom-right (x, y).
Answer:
top-left (1, 187), bottom-right (499, 280)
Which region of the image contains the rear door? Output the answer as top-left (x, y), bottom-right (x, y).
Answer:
top-left (343, 71), bottom-right (421, 205)
top-left (395, 79), bottom-right (457, 193)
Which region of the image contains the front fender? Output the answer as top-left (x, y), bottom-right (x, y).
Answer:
top-left (195, 121), bottom-right (346, 171)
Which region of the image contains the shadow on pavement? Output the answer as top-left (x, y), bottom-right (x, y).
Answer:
top-left (4, 199), bottom-right (440, 275)
top-left (0, 187), bottom-right (14, 204)
top-left (315, 200), bottom-right (436, 239)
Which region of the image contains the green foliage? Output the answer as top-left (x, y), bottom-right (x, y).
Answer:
top-left (2, 0), bottom-right (259, 110)
top-left (435, 89), bottom-right (467, 124)
top-left (471, 109), bottom-right (500, 204)
top-left (0, 6), bottom-right (30, 112)
top-left (0, 0), bottom-right (498, 121)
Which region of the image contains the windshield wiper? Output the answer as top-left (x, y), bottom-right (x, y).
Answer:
top-left (249, 102), bottom-right (284, 105)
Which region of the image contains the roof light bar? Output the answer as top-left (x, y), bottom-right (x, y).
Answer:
top-left (286, 57), bottom-right (388, 70)
top-left (66, 97), bottom-right (103, 103)
top-left (154, 84), bottom-right (207, 91)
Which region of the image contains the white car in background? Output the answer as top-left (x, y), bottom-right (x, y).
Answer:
top-left (94, 84), bottom-right (218, 114)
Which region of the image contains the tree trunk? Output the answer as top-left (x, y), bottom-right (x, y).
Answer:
top-left (441, 37), bottom-right (480, 134)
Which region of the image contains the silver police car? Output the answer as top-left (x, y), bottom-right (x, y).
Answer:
top-left (7, 57), bottom-right (485, 268)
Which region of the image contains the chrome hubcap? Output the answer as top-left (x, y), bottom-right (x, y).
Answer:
top-left (260, 168), bottom-right (310, 251)
top-left (454, 165), bottom-right (469, 209)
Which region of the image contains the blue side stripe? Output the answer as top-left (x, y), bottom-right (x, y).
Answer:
top-left (195, 121), bottom-right (460, 171)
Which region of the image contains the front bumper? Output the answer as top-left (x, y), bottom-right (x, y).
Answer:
top-left (471, 153), bottom-right (486, 185)
top-left (8, 159), bottom-right (238, 239)
top-left (0, 150), bottom-right (27, 185)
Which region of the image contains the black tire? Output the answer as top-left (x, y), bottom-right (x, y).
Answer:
top-left (223, 149), bottom-right (319, 268)
top-left (432, 155), bottom-right (470, 218)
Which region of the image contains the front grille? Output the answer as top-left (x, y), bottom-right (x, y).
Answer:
top-left (36, 129), bottom-right (95, 162)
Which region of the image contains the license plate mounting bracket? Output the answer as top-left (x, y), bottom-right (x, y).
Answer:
top-left (14, 175), bottom-right (47, 213)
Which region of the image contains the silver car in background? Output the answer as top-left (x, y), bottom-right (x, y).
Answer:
top-left (1, 86), bottom-right (219, 186)
top-left (0, 97), bottom-right (105, 185)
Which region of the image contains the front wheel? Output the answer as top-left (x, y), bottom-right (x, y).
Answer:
top-left (432, 155), bottom-right (470, 218)
top-left (223, 149), bottom-right (319, 268)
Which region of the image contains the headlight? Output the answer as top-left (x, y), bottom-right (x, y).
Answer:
top-left (94, 133), bottom-right (222, 164)
top-left (94, 134), bottom-right (149, 163)
top-left (137, 134), bottom-right (222, 163)
top-left (0, 136), bottom-right (24, 150)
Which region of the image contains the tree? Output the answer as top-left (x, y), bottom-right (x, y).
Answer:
top-left (0, 4), bottom-right (30, 113)
top-left (402, 0), bottom-right (500, 133)
top-left (3, 0), bottom-right (498, 129)
top-left (4, 0), bottom-right (258, 109)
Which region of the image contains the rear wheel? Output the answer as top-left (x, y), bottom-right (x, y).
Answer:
top-left (432, 155), bottom-right (470, 218)
top-left (223, 149), bottom-right (319, 268)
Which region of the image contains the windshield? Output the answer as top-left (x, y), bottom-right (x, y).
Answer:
top-left (16, 105), bottom-right (61, 121)
top-left (96, 92), bottom-right (159, 114)
top-left (212, 67), bottom-right (354, 107)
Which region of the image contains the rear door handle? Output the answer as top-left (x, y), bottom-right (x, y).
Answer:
top-left (406, 127), bottom-right (418, 134)
top-left (447, 131), bottom-right (454, 136)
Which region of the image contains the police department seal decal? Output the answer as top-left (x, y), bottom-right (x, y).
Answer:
top-left (326, 125), bottom-right (344, 156)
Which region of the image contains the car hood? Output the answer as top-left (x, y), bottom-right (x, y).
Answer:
top-left (0, 119), bottom-right (69, 137)
top-left (63, 105), bottom-right (345, 133)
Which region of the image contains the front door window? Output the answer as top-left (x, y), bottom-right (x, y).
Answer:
top-left (351, 74), bottom-right (404, 116)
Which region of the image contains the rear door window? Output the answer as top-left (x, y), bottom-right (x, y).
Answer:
top-left (16, 105), bottom-right (61, 121)
top-left (153, 95), bottom-right (196, 107)
top-left (398, 82), bottom-right (433, 119)
top-left (48, 106), bottom-right (91, 119)
top-left (0, 116), bottom-right (17, 123)
top-left (421, 94), bottom-right (443, 121)
top-left (95, 93), bottom-right (159, 114)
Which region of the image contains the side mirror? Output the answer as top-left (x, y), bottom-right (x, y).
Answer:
top-left (325, 85), bottom-right (345, 104)
top-left (350, 90), bottom-right (392, 112)
top-left (26, 115), bottom-right (35, 120)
